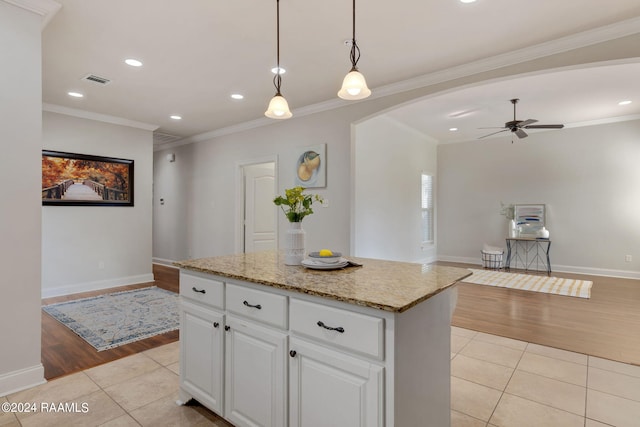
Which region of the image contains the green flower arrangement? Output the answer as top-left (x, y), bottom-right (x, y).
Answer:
top-left (273, 186), bottom-right (323, 223)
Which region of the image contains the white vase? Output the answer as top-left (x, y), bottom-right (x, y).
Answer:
top-left (285, 222), bottom-right (306, 265)
top-left (538, 227), bottom-right (550, 239)
top-left (508, 219), bottom-right (517, 238)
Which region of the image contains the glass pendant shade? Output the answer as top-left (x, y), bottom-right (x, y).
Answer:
top-left (338, 69), bottom-right (371, 100)
top-left (264, 94), bottom-right (292, 119)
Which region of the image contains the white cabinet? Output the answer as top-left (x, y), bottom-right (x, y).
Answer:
top-left (224, 315), bottom-right (287, 427)
top-left (179, 300), bottom-right (224, 414)
top-left (179, 269), bottom-right (456, 427)
top-left (289, 338), bottom-right (383, 427)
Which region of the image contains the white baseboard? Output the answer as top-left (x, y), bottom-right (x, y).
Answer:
top-left (153, 257), bottom-right (178, 268)
top-left (41, 273), bottom-right (155, 299)
top-left (552, 264), bottom-right (640, 280)
top-left (437, 255), bottom-right (483, 266)
top-left (436, 255), bottom-right (640, 279)
top-left (413, 255), bottom-right (439, 265)
top-left (0, 364), bottom-right (45, 398)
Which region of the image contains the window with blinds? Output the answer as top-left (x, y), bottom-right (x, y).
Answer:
top-left (421, 174), bottom-right (434, 244)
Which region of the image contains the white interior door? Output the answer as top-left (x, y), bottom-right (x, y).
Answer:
top-left (243, 162), bottom-right (276, 253)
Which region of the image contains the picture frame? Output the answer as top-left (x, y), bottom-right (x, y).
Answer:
top-left (514, 204), bottom-right (545, 237)
top-left (294, 144), bottom-right (326, 188)
top-left (42, 150), bottom-right (134, 206)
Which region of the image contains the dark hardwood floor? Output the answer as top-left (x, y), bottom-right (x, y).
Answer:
top-left (41, 264), bottom-right (180, 380)
top-left (445, 261), bottom-right (640, 367)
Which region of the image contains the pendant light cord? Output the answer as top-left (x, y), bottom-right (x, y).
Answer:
top-left (349, 0), bottom-right (361, 71)
top-left (273, 0), bottom-right (283, 96)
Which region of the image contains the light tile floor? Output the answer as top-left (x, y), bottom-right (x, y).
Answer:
top-left (451, 326), bottom-right (640, 427)
top-left (2, 329), bottom-right (640, 426)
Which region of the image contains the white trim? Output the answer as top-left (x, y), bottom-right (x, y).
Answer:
top-left (0, 364), bottom-right (46, 397)
top-left (374, 16), bottom-right (640, 99)
top-left (436, 255), bottom-right (640, 280)
top-left (3, 0), bottom-right (60, 29)
top-left (43, 103), bottom-right (159, 131)
top-left (564, 113), bottom-right (640, 129)
top-left (41, 273), bottom-right (154, 299)
top-left (154, 17), bottom-right (640, 152)
top-left (552, 265), bottom-right (640, 280)
top-left (437, 255), bottom-right (482, 266)
top-left (153, 257), bottom-right (178, 268)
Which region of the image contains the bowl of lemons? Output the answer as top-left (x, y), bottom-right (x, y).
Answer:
top-left (308, 249), bottom-right (342, 264)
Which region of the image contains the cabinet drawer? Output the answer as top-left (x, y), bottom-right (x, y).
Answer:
top-left (290, 298), bottom-right (384, 360)
top-left (226, 283), bottom-right (288, 330)
top-left (180, 271), bottom-right (224, 309)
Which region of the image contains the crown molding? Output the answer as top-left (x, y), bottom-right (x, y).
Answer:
top-left (43, 103), bottom-right (159, 131)
top-left (373, 15), bottom-right (640, 99)
top-left (3, 0), bottom-right (61, 29)
top-left (157, 16), bottom-right (640, 152)
top-left (564, 113), bottom-right (640, 129)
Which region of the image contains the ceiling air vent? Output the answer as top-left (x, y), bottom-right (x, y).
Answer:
top-left (82, 74), bottom-right (111, 85)
top-left (153, 132), bottom-right (182, 146)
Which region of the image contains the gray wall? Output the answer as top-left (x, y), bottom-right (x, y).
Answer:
top-left (41, 112), bottom-right (154, 297)
top-left (152, 34), bottom-right (640, 278)
top-left (354, 115), bottom-right (438, 262)
top-left (438, 120), bottom-right (640, 277)
top-left (0, 1), bottom-right (45, 395)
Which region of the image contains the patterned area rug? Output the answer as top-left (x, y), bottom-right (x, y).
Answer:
top-left (465, 269), bottom-right (592, 299)
top-left (43, 287), bottom-right (179, 351)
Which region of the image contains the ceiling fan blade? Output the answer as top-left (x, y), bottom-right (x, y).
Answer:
top-left (515, 128), bottom-right (528, 138)
top-left (478, 129), bottom-right (508, 139)
top-left (477, 127), bottom-right (506, 129)
top-left (524, 124), bottom-right (565, 129)
top-left (518, 119), bottom-right (538, 127)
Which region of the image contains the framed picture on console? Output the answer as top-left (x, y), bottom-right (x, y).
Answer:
top-left (514, 204), bottom-right (545, 237)
top-left (42, 150), bottom-right (134, 206)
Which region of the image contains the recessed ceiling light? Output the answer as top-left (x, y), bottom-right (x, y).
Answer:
top-left (271, 67), bottom-right (286, 75)
top-left (231, 94), bottom-right (244, 100)
top-left (618, 100), bottom-right (632, 106)
top-left (460, 0), bottom-right (477, 3)
top-left (449, 127), bottom-right (458, 131)
top-left (67, 91), bottom-right (84, 98)
top-left (170, 115), bottom-right (182, 120)
top-left (125, 58), bottom-right (143, 67)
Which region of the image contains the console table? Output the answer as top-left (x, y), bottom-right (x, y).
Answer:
top-left (505, 238), bottom-right (551, 275)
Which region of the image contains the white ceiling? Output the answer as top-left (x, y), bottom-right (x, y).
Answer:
top-left (41, 0), bottom-right (640, 146)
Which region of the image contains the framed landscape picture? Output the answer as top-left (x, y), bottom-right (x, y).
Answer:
top-left (42, 150), bottom-right (134, 206)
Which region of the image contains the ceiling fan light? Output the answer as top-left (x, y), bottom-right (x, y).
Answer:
top-left (265, 94), bottom-right (293, 119)
top-left (338, 70), bottom-right (371, 100)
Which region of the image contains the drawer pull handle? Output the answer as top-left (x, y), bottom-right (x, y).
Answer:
top-left (289, 350), bottom-right (297, 358)
top-left (224, 325), bottom-right (231, 331)
top-left (317, 321), bottom-right (345, 333)
top-left (192, 287), bottom-right (206, 294)
top-left (213, 322), bottom-right (219, 328)
top-left (243, 300), bottom-right (262, 310)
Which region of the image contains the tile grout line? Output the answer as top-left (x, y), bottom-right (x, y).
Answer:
top-left (484, 340), bottom-right (530, 424)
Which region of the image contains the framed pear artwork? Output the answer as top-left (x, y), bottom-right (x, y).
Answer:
top-left (294, 144), bottom-right (326, 188)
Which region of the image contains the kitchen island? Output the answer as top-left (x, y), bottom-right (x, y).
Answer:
top-left (175, 251), bottom-right (471, 427)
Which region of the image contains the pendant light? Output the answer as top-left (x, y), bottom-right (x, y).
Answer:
top-left (265, 0), bottom-right (292, 119)
top-left (338, 0), bottom-right (371, 100)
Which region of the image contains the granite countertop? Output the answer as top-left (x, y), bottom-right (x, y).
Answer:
top-left (174, 251), bottom-right (471, 313)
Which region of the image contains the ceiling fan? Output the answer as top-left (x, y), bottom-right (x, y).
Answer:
top-left (478, 98), bottom-right (564, 140)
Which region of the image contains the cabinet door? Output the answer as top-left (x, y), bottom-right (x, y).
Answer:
top-left (180, 300), bottom-right (224, 415)
top-left (289, 338), bottom-right (384, 427)
top-left (225, 315), bottom-right (287, 427)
